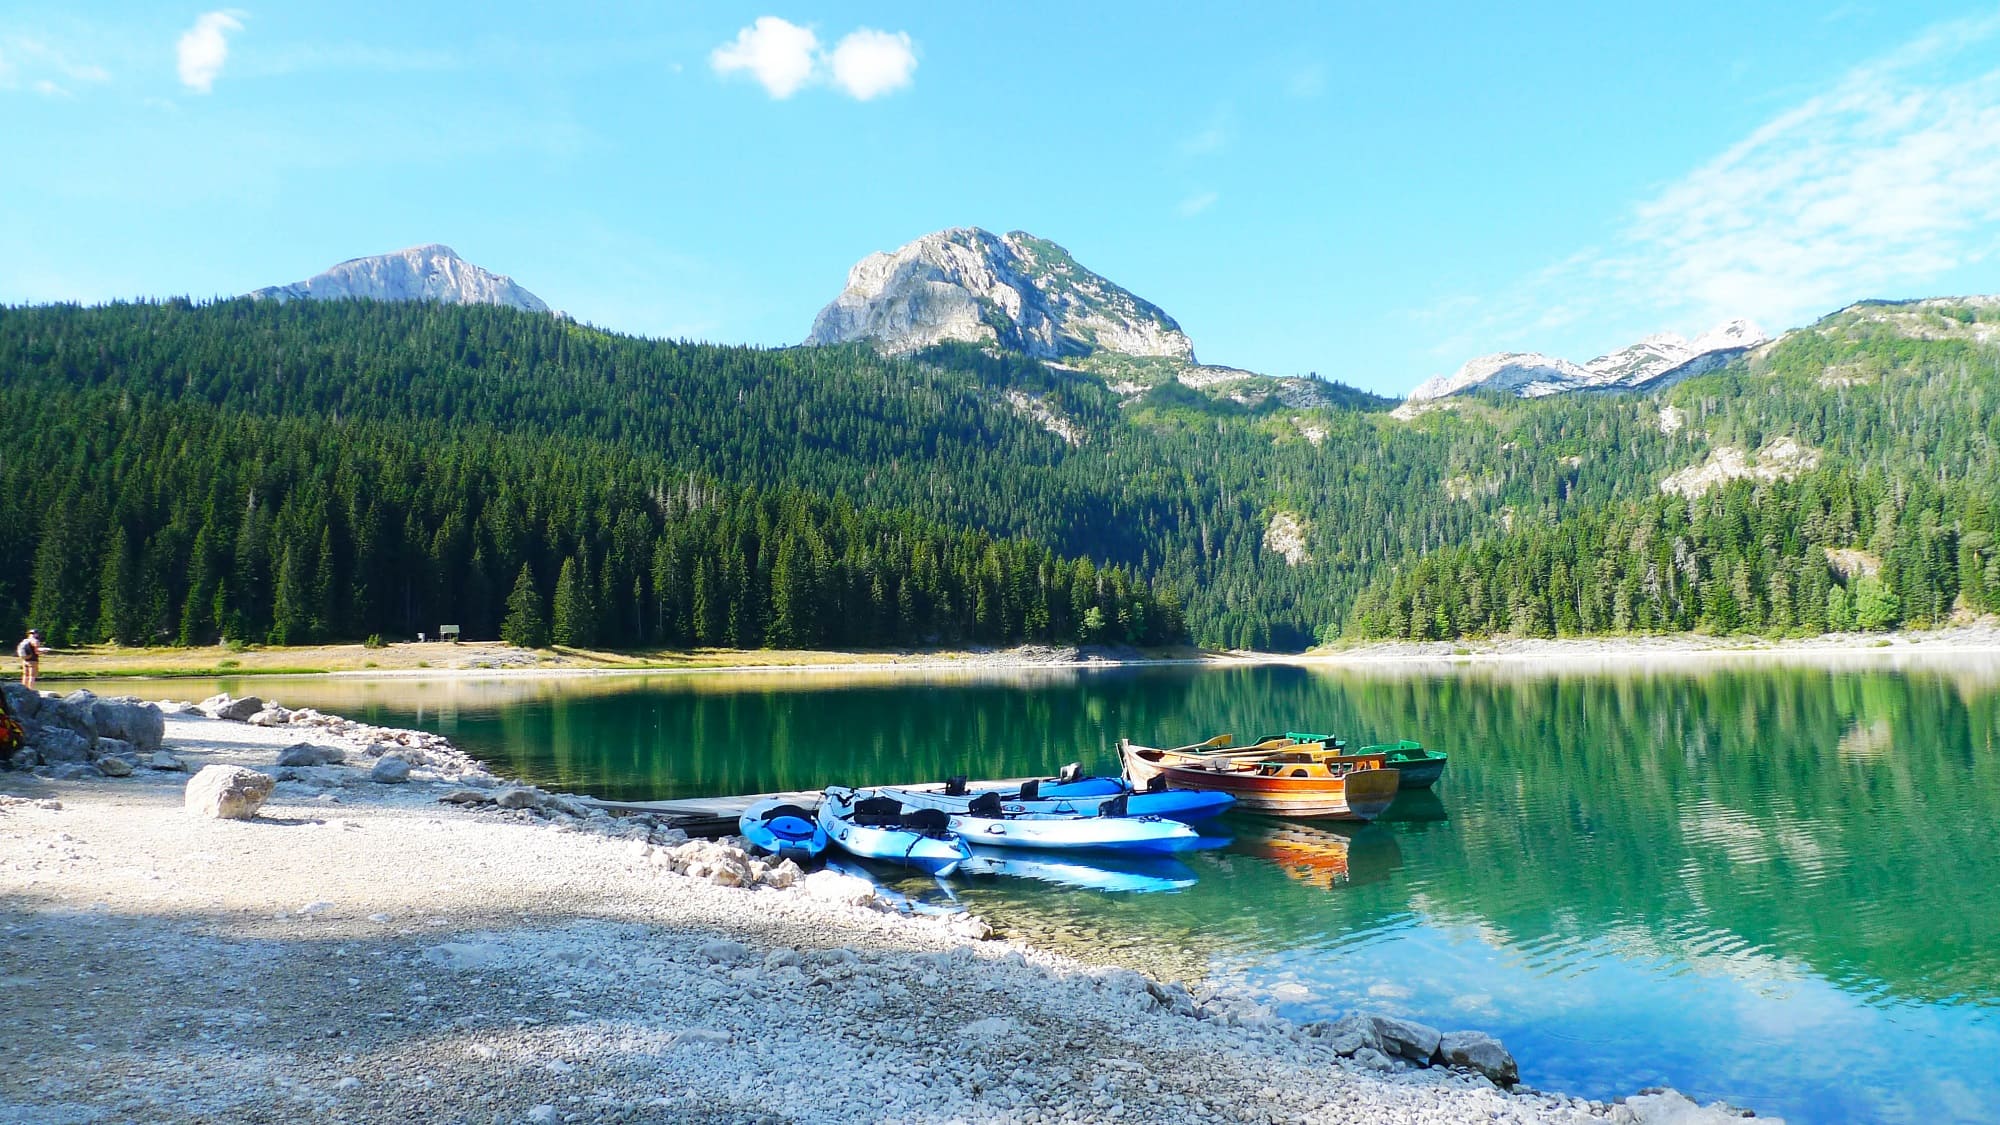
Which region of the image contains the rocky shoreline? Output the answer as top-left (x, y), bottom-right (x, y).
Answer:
top-left (1, 689), bottom-right (1770, 1123)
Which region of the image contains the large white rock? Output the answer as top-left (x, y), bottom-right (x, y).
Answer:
top-left (183, 765), bottom-right (275, 820)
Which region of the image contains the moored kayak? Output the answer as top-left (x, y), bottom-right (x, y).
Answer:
top-left (866, 786), bottom-right (1203, 854)
top-left (738, 796), bottom-right (829, 862)
top-left (903, 775), bottom-right (1236, 823)
top-left (818, 786), bottom-right (973, 875)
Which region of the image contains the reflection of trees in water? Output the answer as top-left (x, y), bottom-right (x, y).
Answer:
top-left (112, 657), bottom-right (2000, 1007)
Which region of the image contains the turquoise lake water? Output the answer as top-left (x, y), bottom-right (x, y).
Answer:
top-left (100, 655), bottom-right (2000, 1123)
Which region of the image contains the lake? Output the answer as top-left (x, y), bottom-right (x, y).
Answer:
top-left (92, 655), bottom-right (2000, 1123)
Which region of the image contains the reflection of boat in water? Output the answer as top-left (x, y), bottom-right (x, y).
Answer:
top-left (1377, 788), bottom-right (1449, 825)
top-left (961, 849), bottom-right (1199, 893)
top-left (1235, 823), bottom-right (1404, 890)
top-left (1120, 738), bottom-right (1401, 820)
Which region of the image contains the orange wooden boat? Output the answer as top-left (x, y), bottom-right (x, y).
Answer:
top-left (1120, 738), bottom-right (1401, 821)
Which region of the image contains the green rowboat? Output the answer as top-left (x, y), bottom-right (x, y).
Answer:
top-left (1286, 732), bottom-right (1447, 790)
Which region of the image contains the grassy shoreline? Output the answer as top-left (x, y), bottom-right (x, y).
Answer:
top-left (28, 619), bottom-right (2000, 683)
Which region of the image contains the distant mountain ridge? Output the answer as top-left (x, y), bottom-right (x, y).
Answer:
top-left (1409, 319), bottom-right (1766, 403)
top-left (248, 244), bottom-right (549, 313)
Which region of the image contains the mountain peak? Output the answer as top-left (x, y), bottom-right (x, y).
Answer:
top-left (807, 227), bottom-right (1195, 362)
top-left (248, 244), bottom-right (549, 313)
top-left (1409, 318), bottom-right (1768, 403)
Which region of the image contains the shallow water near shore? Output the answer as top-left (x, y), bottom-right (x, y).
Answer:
top-left (87, 655), bottom-right (2000, 1124)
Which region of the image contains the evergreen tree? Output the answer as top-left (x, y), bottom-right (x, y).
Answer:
top-left (502, 563), bottom-right (549, 649)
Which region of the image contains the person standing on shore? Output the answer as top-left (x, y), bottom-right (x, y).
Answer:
top-left (16, 629), bottom-right (45, 688)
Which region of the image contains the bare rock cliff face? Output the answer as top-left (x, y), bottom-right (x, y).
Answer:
top-left (249, 244), bottom-right (549, 313)
top-left (808, 228), bottom-right (1195, 362)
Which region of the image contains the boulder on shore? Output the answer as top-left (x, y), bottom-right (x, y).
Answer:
top-left (90, 698), bottom-right (166, 751)
top-left (28, 726), bottom-right (92, 764)
top-left (2, 681), bottom-right (41, 720)
top-left (1369, 1014), bottom-right (1443, 1063)
top-left (184, 764), bottom-right (275, 820)
top-left (370, 756), bottom-right (412, 784)
top-left (1440, 1030), bottom-right (1519, 1086)
top-left (201, 695), bottom-right (265, 722)
top-left (277, 743), bottom-right (346, 767)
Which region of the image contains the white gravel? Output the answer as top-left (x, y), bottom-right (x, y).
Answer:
top-left (0, 705), bottom-right (1748, 1123)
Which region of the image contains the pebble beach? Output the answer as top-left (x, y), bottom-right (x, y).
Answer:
top-left (0, 689), bottom-right (1767, 1124)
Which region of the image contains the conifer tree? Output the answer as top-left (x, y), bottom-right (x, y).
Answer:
top-left (502, 563), bottom-right (549, 649)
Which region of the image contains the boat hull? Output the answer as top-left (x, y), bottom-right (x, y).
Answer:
top-left (1390, 758), bottom-right (1446, 789)
top-left (871, 787), bottom-right (1202, 854)
top-left (1121, 742), bottom-right (1401, 821)
top-left (1028, 778), bottom-right (1237, 822)
top-left (817, 789), bottom-right (972, 875)
top-left (738, 796), bottom-right (829, 862)
top-left (902, 778), bottom-right (1236, 823)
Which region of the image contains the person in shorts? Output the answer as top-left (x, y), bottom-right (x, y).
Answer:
top-left (17, 629), bottom-right (45, 688)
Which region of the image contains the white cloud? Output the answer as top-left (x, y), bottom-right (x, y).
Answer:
top-left (177, 10), bottom-right (245, 94)
top-left (710, 16), bottom-right (819, 99)
top-left (711, 17), bottom-right (917, 101)
top-left (0, 36), bottom-right (111, 95)
top-left (1177, 190), bottom-right (1219, 218)
top-left (1421, 13), bottom-right (2000, 380)
top-left (828, 28), bottom-right (915, 100)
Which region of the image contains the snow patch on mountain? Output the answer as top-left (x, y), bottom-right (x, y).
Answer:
top-left (249, 244), bottom-right (549, 313)
top-left (1409, 319), bottom-right (1766, 403)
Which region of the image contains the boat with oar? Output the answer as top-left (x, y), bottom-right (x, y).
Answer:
top-left (900, 771), bottom-right (1235, 823)
top-left (737, 796), bottom-right (829, 861)
top-left (818, 786), bottom-right (973, 875)
top-left (1119, 737), bottom-right (1401, 821)
top-left (1277, 732), bottom-right (1448, 789)
top-left (865, 786), bottom-right (1203, 855)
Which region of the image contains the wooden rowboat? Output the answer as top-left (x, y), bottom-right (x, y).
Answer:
top-left (1120, 738), bottom-right (1401, 821)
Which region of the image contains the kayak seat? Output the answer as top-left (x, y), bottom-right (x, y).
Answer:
top-left (1101, 793), bottom-right (1130, 818)
top-left (851, 796), bottom-right (906, 827)
top-left (944, 776), bottom-right (969, 796)
top-left (760, 803), bottom-right (816, 824)
top-left (900, 807), bottom-right (950, 836)
top-left (1057, 763), bottom-right (1084, 784)
top-left (966, 791), bottom-right (1004, 818)
top-left (1017, 779), bottom-right (1041, 801)
top-left (1145, 775), bottom-right (1167, 793)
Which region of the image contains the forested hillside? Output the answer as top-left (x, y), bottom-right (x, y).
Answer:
top-left (0, 390), bottom-right (1178, 650)
top-left (0, 295), bottom-right (1995, 649)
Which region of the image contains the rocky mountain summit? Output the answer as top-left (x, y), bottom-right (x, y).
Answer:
top-left (1409, 319), bottom-right (1766, 403)
top-left (809, 227), bottom-right (1358, 411)
top-left (809, 227), bottom-right (1194, 362)
top-left (248, 244), bottom-right (549, 313)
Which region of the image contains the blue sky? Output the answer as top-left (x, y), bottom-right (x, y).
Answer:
top-left (4, 2), bottom-right (2000, 395)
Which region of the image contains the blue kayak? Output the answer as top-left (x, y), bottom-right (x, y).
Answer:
top-left (949, 773), bottom-right (1235, 822)
top-left (738, 796), bottom-right (829, 862)
top-left (818, 787), bottom-right (973, 875)
top-left (870, 786), bottom-right (1204, 854)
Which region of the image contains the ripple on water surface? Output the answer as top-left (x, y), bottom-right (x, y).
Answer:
top-left (84, 655), bottom-right (2000, 1124)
